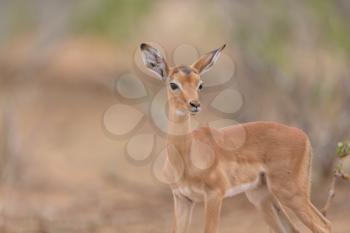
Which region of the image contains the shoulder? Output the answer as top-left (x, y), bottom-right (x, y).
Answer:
top-left (192, 126), bottom-right (223, 144)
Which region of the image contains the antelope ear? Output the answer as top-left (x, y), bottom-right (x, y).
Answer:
top-left (140, 43), bottom-right (169, 80)
top-left (191, 44), bottom-right (226, 75)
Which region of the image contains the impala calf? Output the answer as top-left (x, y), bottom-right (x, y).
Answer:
top-left (140, 43), bottom-right (331, 233)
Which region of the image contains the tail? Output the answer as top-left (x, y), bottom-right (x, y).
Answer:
top-left (306, 139), bottom-right (313, 197)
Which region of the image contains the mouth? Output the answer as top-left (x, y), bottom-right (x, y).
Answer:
top-left (190, 107), bottom-right (201, 115)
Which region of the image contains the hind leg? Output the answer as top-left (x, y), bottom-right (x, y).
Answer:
top-left (246, 186), bottom-right (299, 233)
top-left (269, 183), bottom-right (331, 233)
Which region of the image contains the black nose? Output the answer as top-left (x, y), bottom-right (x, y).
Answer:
top-left (189, 101), bottom-right (200, 108)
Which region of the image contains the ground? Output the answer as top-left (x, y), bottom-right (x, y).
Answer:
top-left (0, 82), bottom-right (349, 233)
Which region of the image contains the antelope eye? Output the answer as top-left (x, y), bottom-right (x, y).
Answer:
top-left (170, 82), bottom-right (179, 90)
top-left (198, 83), bottom-right (203, 90)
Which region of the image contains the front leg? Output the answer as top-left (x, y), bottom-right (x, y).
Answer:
top-left (204, 193), bottom-right (223, 233)
top-left (172, 192), bottom-right (195, 233)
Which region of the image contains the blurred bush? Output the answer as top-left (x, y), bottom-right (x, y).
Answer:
top-left (73, 0), bottom-right (155, 41)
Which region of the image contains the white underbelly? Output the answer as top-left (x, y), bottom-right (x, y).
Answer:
top-left (224, 178), bottom-right (260, 198)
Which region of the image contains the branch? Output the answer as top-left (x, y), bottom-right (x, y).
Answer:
top-left (321, 142), bottom-right (350, 216)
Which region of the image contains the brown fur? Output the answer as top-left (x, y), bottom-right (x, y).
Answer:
top-left (140, 44), bottom-right (331, 233)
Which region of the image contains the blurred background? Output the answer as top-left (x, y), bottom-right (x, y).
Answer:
top-left (0, 0), bottom-right (349, 232)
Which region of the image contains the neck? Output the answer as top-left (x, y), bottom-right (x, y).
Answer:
top-left (167, 104), bottom-right (193, 155)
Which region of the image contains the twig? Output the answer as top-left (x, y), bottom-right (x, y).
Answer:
top-left (321, 173), bottom-right (337, 216)
top-left (321, 141), bottom-right (350, 216)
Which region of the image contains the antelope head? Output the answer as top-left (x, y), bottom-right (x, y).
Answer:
top-left (140, 43), bottom-right (225, 116)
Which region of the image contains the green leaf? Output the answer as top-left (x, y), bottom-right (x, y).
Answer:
top-left (336, 141), bottom-right (350, 158)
